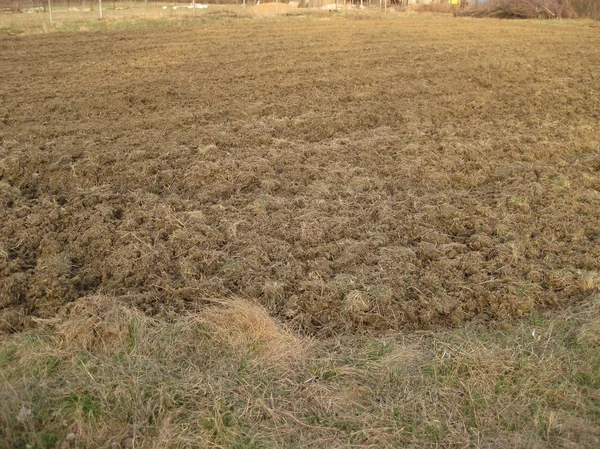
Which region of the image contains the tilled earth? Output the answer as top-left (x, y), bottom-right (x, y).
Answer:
top-left (1, 16), bottom-right (599, 334)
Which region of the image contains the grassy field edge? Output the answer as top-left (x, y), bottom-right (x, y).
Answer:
top-left (1, 293), bottom-right (599, 448)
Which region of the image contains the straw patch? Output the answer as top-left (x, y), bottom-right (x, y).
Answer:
top-left (201, 298), bottom-right (306, 365)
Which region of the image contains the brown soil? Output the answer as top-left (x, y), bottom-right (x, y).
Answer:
top-left (1, 17), bottom-right (599, 335)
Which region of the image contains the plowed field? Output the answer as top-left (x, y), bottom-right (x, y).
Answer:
top-left (1, 16), bottom-right (599, 334)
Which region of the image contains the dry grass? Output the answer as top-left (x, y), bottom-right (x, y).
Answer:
top-left (201, 298), bottom-right (307, 365)
top-left (1, 295), bottom-right (599, 448)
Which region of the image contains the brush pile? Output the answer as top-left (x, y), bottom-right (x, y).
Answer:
top-left (457, 0), bottom-right (574, 18)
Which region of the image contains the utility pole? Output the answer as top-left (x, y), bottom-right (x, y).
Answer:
top-left (99, 0), bottom-right (103, 19)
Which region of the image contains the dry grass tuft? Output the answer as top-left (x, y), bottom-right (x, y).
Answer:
top-left (54, 296), bottom-right (133, 353)
top-left (577, 320), bottom-right (600, 347)
top-left (576, 294), bottom-right (600, 347)
top-left (201, 298), bottom-right (306, 365)
top-left (342, 290), bottom-right (371, 315)
top-left (579, 271), bottom-right (600, 292)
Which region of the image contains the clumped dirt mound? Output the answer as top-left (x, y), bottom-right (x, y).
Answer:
top-left (1, 18), bottom-right (599, 334)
